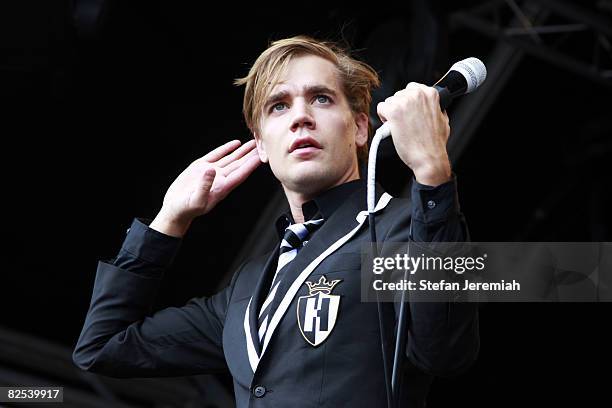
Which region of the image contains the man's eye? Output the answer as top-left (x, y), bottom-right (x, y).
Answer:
top-left (271, 102), bottom-right (287, 112)
top-left (315, 95), bottom-right (331, 104)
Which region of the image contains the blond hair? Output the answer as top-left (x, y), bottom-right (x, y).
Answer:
top-left (234, 36), bottom-right (380, 164)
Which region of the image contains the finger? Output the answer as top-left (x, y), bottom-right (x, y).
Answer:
top-left (404, 82), bottom-right (435, 103)
top-left (424, 86), bottom-right (440, 106)
top-left (404, 81), bottom-right (422, 90)
top-left (442, 111), bottom-right (451, 135)
top-left (223, 154), bottom-right (262, 192)
top-left (189, 167), bottom-right (216, 209)
top-left (376, 101), bottom-right (389, 124)
top-left (216, 139), bottom-right (256, 168)
top-left (222, 148), bottom-right (260, 175)
top-left (200, 167), bottom-right (216, 194)
top-left (202, 140), bottom-right (242, 162)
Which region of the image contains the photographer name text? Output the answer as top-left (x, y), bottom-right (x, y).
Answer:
top-left (372, 279), bottom-right (520, 292)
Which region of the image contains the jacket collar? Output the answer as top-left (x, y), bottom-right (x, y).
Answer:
top-left (274, 179), bottom-right (365, 236)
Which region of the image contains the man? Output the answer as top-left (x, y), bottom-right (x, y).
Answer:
top-left (73, 36), bottom-right (478, 407)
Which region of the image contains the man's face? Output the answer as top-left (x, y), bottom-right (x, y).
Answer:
top-left (254, 54), bottom-right (368, 197)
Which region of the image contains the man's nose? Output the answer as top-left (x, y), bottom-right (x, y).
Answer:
top-left (290, 100), bottom-right (315, 132)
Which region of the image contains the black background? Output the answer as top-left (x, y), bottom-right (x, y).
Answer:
top-left (2, 1), bottom-right (611, 406)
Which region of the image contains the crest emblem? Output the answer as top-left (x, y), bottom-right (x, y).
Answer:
top-left (297, 276), bottom-right (342, 347)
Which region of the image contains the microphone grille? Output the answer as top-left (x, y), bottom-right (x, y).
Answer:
top-left (450, 57), bottom-right (487, 93)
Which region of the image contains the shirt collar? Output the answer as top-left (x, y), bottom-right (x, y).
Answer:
top-left (275, 179), bottom-right (364, 236)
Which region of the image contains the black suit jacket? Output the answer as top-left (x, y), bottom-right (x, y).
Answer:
top-left (73, 179), bottom-right (479, 407)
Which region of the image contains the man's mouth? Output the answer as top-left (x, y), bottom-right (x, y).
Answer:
top-left (289, 136), bottom-right (322, 153)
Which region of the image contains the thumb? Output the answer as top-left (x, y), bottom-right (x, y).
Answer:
top-left (200, 167), bottom-right (216, 193)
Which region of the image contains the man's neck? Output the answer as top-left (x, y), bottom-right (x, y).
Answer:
top-left (283, 172), bottom-right (360, 224)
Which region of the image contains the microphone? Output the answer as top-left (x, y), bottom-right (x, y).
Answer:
top-left (376, 57), bottom-right (487, 139)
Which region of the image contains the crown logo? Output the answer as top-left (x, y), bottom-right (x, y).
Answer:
top-left (305, 276), bottom-right (341, 295)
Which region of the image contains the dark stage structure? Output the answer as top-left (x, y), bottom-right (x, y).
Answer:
top-left (2, 0), bottom-right (611, 406)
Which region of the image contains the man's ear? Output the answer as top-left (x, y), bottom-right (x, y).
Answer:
top-left (354, 112), bottom-right (369, 148)
top-left (253, 131), bottom-right (269, 163)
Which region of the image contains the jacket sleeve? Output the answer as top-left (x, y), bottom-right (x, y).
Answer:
top-left (72, 218), bottom-right (242, 378)
top-left (383, 175), bottom-right (480, 377)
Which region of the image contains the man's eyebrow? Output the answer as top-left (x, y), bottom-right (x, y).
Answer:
top-left (303, 85), bottom-right (338, 97)
top-left (265, 90), bottom-right (290, 108)
top-left (264, 85), bottom-right (338, 108)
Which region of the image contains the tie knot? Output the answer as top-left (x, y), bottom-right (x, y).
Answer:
top-left (281, 218), bottom-right (324, 252)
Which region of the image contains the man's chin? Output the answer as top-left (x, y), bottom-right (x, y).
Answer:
top-left (282, 166), bottom-right (337, 196)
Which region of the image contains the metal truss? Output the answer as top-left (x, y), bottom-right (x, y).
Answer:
top-left (451, 0), bottom-right (612, 86)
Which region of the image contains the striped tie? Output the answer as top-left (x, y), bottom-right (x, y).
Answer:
top-left (257, 217), bottom-right (324, 344)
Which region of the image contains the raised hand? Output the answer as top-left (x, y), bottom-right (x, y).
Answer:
top-left (150, 139), bottom-right (261, 237)
top-left (376, 82), bottom-right (451, 187)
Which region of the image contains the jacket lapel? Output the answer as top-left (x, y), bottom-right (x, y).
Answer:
top-left (258, 186), bottom-right (392, 359)
top-left (243, 246), bottom-right (280, 372)
top-left (249, 247), bottom-right (279, 353)
top-left (241, 182), bottom-right (392, 373)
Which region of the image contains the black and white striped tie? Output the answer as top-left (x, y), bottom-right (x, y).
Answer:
top-left (257, 217), bottom-right (324, 343)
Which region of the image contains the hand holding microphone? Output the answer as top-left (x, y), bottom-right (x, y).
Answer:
top-left (374, 57), bottom-right (487, 187)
